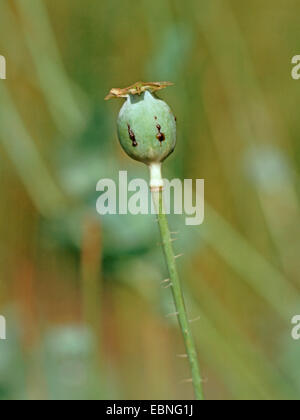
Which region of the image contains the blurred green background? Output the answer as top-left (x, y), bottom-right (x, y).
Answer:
top-left (0, 0), bottom-right (300, 400)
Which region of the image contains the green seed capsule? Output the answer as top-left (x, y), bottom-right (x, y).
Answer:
top-left (105, 82), bottom-right (176, 166)
top-left (117, 91), bottom-right (176, 165)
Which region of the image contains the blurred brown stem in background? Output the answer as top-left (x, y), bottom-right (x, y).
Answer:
top-left (80, 215), bottom-right (103, 366)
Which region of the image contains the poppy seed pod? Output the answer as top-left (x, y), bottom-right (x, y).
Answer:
top-left (106, 81), bottom-right (176, 159)
top-left (117, 89), bottom-right (176, 164)
top-left (106, 82), bottom-right (177, 189)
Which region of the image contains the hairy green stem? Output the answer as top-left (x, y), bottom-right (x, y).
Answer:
top-left (152, 187), bottom-right (204, 400)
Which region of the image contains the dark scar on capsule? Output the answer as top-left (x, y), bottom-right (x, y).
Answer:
top-left (154, 116), bottom-right (158, 120)
top-left (175, 116), bottom-right (177, 122)
top-left (127, 124), bottom-right (138, 147)
top-left (156, 124), bottom-right (165, 143)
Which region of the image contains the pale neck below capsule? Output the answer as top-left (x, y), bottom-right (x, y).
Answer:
top-left (149, 162), bottom-right (163, 191)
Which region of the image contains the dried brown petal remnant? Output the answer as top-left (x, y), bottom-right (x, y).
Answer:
top-left (127, 124), bottom-right (138, 147)
top-left (105, 81), bottom-right (174, 100)
top-left (156, 124), bottom-right (165, 143)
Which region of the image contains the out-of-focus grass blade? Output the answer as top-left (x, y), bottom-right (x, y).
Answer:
top-left (196, 0), bottom-right (300, 285)
top-left (186, 280), bottom-right (298, 399)
top-left (15, 0), bottom-right (88, 136)
top-left (0, 85), bottom-right (66, 217)
top-left (200, 203), bottom-right (298, 320)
